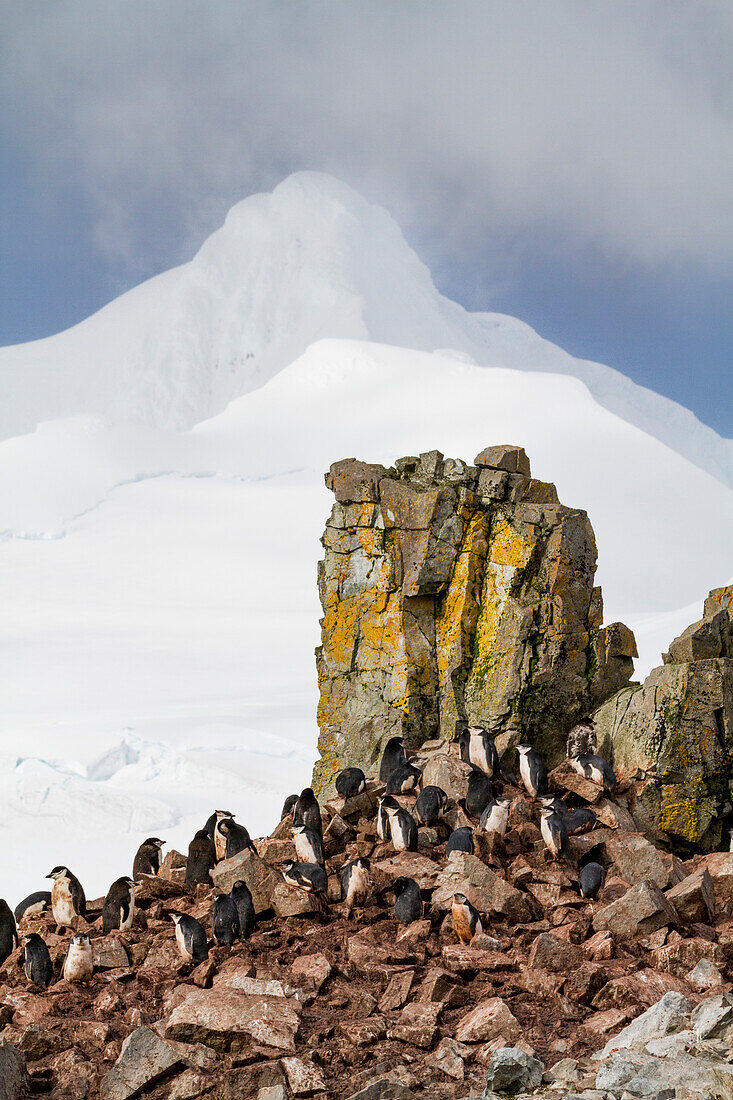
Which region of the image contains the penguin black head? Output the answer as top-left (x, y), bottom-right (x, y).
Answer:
top-left (355, 856), bottom-right (370, 869)
top-left (143, 837), bottom-right (165, 848)
top-left (46, 866), bottom-right (70, 880)
top-left (217, 818), bottom-right (232, 835)
top-left (281, 794), bottom-right (299, 818)
top-left (71, 932), bottom-right (90, 946)
top-left (299, 787), bottom-right (317, 803)
top-left (392, 876), bottom-right (412, 897)
top-left (453, 891), bottom-right (469, 905)
top-left (379, 795), bottom-right (400, 811)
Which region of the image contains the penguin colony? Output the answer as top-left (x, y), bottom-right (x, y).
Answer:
top-left (0, 730), bottom-right (614, 992)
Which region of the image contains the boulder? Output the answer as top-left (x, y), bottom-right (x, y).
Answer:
top-left (211, 850), bottom-right (281, 912)
top-left (481, 1047), bottom-right (544, 1093)
top-left (593, 588), bottom-right (733, 849)
top-left (372, 853), bottom-right (441, 890)
top-left (593, 991), bottom-right (692, 1059)
top-left (386, 1003), bottom-right (441, 1049)
top-left (454, 997), bottom-right (520, 1043)
top-left (527, 933), bottom-right (584, 973)
top-left (604, 833), bottom-right (669, 889)
top-left (665, 867), bottom-right (715, 923)
top-left (592, 880), bottom-right (679, 939)
top-left (165, 989), bottom-right (300, 1054)
top-left (99, 1027), bottom-right (184, 1100)
top-left (431, 852), bottom-right (532, 921)
top-left (280, 1056), bottom-right (326, 1095)
top-left (0, 1038), bottom-right (28, 1100)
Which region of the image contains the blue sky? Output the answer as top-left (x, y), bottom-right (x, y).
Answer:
top-left (1, 1), bottom-right (730, 435)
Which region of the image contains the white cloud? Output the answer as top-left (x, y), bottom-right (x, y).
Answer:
top-left (1, 0), bottom-right (731, 275)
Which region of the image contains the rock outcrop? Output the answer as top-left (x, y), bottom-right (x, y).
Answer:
top-left (314, 446), bottom-right (636, 793)
top-left (594, 586), bottom-right (733, 849)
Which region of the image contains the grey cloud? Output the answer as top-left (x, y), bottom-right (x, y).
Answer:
top-left (1, 0), bottom-right (731, 275)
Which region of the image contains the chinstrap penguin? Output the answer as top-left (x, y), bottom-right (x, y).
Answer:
top-left (14, 892), bottom-right (52, 923)
top-left (335, 767), bottom-right (366, 798)
top-left (571, 753), bottom-right (618, 793)
top-left (293, 824), bottom-right (325, 866)
top-left (466, 726), bottom-right (500, 777)
top-left (393, 876), bottom-right (422, 924)
top-left (24, 933), bottom-right (53, 987)
top-left (465, 767), bottom-right (493, 817)
top-left (280, 861), bottom-right (328, 894)
top-left (446, 826), bottom-right (474, 856)
top-left (132, 838), bottom-right (165, 879)
top-left (293, 789), bottom-right (323, 836)
top-left (379, 737), bottom-right (407, 783)
top-left (479, 797), bottom-right (512, 838)
top-left (384, 802), bottom-right (418, 852)
top-left (170, 912), bottom-right (209, 963)
top-left (452, 892), bottom-right (482, 944)
top-left (63, 933), bottom-right (93, 982)
top-left (102, 877), bottom-right (136, 933)
top-left (0, 900), bottom-right (18, 966)
top-left (416, 785), bottom-right (447, 826)
top-left (185, 830), bottom-right (216, 889)
top-left (216, 816), bottom-right (256, 860)
top-left (540, 806), bottom-right (569, 859)
top-left (281, 794), bottom-right (299, 819)
top-left (211, 811), bottom-right (235, 861)
top-left (230, 880), bottom-right (256, 939)
top-left (385, 761), bottom-right (421, 795)
top-left (212, 893), bottom-right (240, 945)
top-left (377, 795), bottom-right (400, 841)
top-left (46, 867), bottom-right (86, 929)
top-left (340, 857), bottom-right (371, 918)
top-left (516, 744), bottom-right (548, 799)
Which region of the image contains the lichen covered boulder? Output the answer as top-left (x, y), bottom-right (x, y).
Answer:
top-left (594, 586), bottom-right (733, 848)
top-left (314, 446), bottom-right (635, 793)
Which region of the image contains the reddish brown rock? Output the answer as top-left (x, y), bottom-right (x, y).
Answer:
top-left (281, 1055), bottom-right (326, 1095)
top-left (665, 867), bottom-right (715, 923)
top-left (387, 1003), bottom-right (442, 1049)
top-left (604, 833), bottom-right (669, 888)
top-left (454, 998), bottom-right (520, 1043)
top-left (592, 880), bottom-right (679, 939)
top-left (432, 853), bottom-right (532, 921)
top-left (592, 968), bottom-right (692, 1010)
top-left (378, 970), bottom-right (414, 1012)
top-left (527, 933), bottom-right (584, 973)
top-left (165, 988), bottom-right (301, 1053)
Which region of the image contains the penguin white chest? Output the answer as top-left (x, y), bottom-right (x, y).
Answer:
top-left (346, 865), bottom-right (369, 908)
top-left (52, 880), bottom-right (76, 927)
top-left (294, 833), bottom-right (316, 864)
top-left (519, 755), bottom-right (536, 797)
top-left (484, 804), bottom-right (509, 837)
top-left (214, 827), bottom-right (227, 862)
top-left (120, 895), bottom-right (135, 931)
top-left (175, 922), bottom-right (193, 960)
top-left (541, 815), bottom-right (560, 857)
top-left (469, 731), bottom-right (489, 774)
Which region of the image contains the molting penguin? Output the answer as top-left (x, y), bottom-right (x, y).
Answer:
top-left (14, 892), bottom-right (52, 923)
top-left (393, 876), bottom-right (422, 924)
top-left (567, 719), bottom-right (596, 760)
top-left (293, 788), bottom-right (323, 836)
top-left (280, 861), bottom-right (328, 895)
top-left (0, 900), bottom-right (18, 966)
top-left (216, 817), bottom-right (256, 860)
top-left (63, 933), bottom-right (93, 982)
top-left (24, 933), bottom-right (53, 988)
top-left (203, 809), bottom-right (230, 840)
top-left (335, 767), bottom-right (366, 798)
top-left (540, 806), bottom-right (569, 860)
top-left (132, 838), bottom-right (165, 879)
top-left (46, 867), bottom-right (86, 929)
top-left (281, 794), bottom-right (299, 819)
top-left (212, 893), bottom-right (240, 945)
top-left (102, 877), bottom-right (136, 933)
top-left (379, 737), bottom-right (407, 783)
top-left (465, 767), bottom-right (493, 817)
top-left (170, 912), bottom-right (209, 963)
top-left (377, 795), bottom-right (400, 841)
top-left (416, 785), bottom-right (447, 826)
top-left (571, 753), bottom-right (618, 793)
top-left (340, 857), bottom-right (371, 918)
top-left (446, 826), bottom-right (474, 855)
top-left (185, 830), bottom-right (216, 889)
top-left (466, 726), bottom-right (500, 777)
top-left (516, 744), bottom-right (548, 799)
top-left (384, 802), bottom-right (418, 852)
top-left (385, 761), bottom-right (421, 795)
top-left (293, 824), bottom-right (325, 866)
top-left (452, 892), bottom-right (482, 944)
top-left (479, 797), bottom-right (512, 838)
top-left (230, 880), bottom-right (256, 939)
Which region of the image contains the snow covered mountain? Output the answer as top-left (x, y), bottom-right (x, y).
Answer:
top-left (0, 173), bottom-right (730, 904)
top-left (1, 172), bottom-right (730, 487)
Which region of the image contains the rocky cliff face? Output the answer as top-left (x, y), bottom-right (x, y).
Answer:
top-left (594, 586), bottom-right (733, 850)
top-left (314, 445), bottom-right (636, 794)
